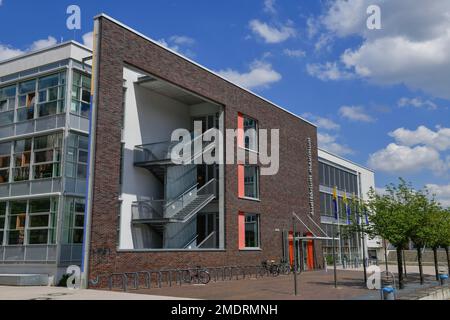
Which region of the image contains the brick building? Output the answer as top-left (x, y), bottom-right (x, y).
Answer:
top-left (83, 14), bottom-right (322, 287)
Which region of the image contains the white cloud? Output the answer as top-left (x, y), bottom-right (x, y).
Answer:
top-left (426, 184), bottom-right (450, 208)
top-left (0, 36), bottom-right (58, 62)
top-left (156, 35), bottom-right (196, 58)
top-left (283, 49), bottom-right (306, 58)
top-left (249, 19), bottom-right (296, 44)
top-left (318, 133), bottom-right (353, 156)
top-left (311, 0), bottom-right (450, 100)
top-left (389, 126), bottom-right (450, 151)
top-left (301, 113), bottom-right (340, 131)
top-left (306, 62), bottom-right (353, 81)
top-left (29, 36), bottom-right (57, 52)
top-left (339, 106), bottom-right (375, 122)
top-left (398, 97), bottom-right (438, 110)
top-left (0, 44), bottom-right (24, 61)
top-left (82, 32), bottom-right (93, 49)
top-left (368, 143), bottom-right (448, 175)
top-left (216, 59), bottom-right (281, 90)
top-left (263, 0), bottom-right (276, 14)
top-left (169, 35), bottom-right (195, 46)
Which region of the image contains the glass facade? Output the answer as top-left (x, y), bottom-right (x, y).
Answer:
top-left (319, 160), bottom-right (361, 263)
top-left (0, 64), bottom-right (91, 266)
top-left (319, 162), bottom-right (358, 194)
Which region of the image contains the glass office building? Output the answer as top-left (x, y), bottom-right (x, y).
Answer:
top-left (0, 42), bottom-right (92, 283)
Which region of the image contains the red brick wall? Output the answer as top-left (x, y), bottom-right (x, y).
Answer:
top-left (88, 16), bottom-right (322, 286)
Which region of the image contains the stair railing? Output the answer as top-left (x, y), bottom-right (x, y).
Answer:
top-left (198, 231), bottom-right (217, 249)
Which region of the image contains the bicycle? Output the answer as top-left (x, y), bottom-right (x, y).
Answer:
top-left (181, 266), bottom-right (211, 284)
top-left (261, 260), bottom-right (280, 277)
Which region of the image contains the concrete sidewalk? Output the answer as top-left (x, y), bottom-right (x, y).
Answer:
top-left (0, 285), bottom-right (191, 300)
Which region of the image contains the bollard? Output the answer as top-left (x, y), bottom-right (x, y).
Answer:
top-left (439, 274), bottom-right (448, 286)
top-left (382, 286), bottom-right (395, 300)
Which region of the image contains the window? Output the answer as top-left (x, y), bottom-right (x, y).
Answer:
top-left (0, 202), bottom-right (5, 245)
top-left (13, 138), bottom-right (31, 182)
top-left (7, 201), bottom-right (27, 245)
top-left (37, 72), bottom-right (66, 117)
top-left (27, 198), bottom-right (57, 244)
top-left (244, 214), bottom-right (260, 248)
top-left (243, 116), bottom-right (258, 151)
top-left (0, 142), bottom-right (11, 184)
top-left (244, 166), bottom-right (259, 199)
top-left (65, 133), bottom-right (88, 180)
top-left (71, 71), bottom-right (91, 117)
top-left (17, 79), bottom-right (36, 122)
top-left (33, 134), bottom-right (62, 180)
top-left (62, 198), bottom-right (85, 244)
top-left (0, 85), bottom-right (16, 126)
top-left (0, 85), bottom-right (16, 112)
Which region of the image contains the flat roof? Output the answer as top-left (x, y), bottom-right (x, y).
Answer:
top-left (0, 40), bottom-right (92, 66)
top-left (318, 147), bottom-right (374, 173)
top-left (94, 13), bottom-right (316, 128)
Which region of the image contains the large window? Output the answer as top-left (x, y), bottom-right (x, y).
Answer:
top-left (33, 134), bottom-right (62, 179)
top-left (27, 198), bottom-right (57, 244)
top-left (0, 202), bottom-right (5, 245)
top-left (0, 142), bottom-right (11, 184)
top-left (244, 214), bottom-right (260, 248)
top-left (11, 134), bottom-right (62, 182)
top-left (37, 72), bottom-right (66, 117)
top-left (5, 198), bottom-right (57, 245)
top-left (319, 162), bottom-right (358, 194)
top-left (7, 201), bottom-right (27, 245)
top-left (0, 85), bottom-right (16, 126)
top-left (71, 71), bottom-right (91, 117)
top-left (244, 166), bottom-right (260, 199)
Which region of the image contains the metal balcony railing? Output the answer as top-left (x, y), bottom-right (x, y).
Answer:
top-left (131, 178), bottom-right (217, 224)
top-left (134, 128), bottom-right (217, 165)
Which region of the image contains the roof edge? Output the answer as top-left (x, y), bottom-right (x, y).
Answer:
top-left (94, 13), bottom-right (317, 128)
top-left (318, 147), bottom-right (375, 173)
top-left (0, 40), bottom-right (92, 66)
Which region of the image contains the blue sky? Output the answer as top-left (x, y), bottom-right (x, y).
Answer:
top-left (1, 0), bottom-right (449, 206)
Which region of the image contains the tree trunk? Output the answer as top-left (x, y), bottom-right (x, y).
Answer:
top-left (417, 247), bottom-right (424, 285)
top-left (433, 247), bottom-right (439, 281)
top-left (396, 247), bottom-right (404, 289)
top-left (446, 247), bottom-right (450, 276)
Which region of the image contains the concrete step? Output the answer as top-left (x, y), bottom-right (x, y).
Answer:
top-left (0, 274), bottom-right (49, 286)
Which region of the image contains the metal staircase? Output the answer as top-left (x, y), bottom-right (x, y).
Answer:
top-left (132, 129), bottom-right (218, 248)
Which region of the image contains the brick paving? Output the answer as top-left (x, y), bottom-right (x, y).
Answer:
top-left (132, 270), bottom-right (381, 300)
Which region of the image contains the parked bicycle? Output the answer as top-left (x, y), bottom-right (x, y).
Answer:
top-left (181, 266), bottom-right (211, 284)
top-left (261, 260), bottom-right (281, 277)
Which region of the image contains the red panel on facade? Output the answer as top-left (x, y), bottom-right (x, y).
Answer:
top-left (238, 212), bottom-right (245, 249)
top-left (238, 165), bottom-right (245, 198)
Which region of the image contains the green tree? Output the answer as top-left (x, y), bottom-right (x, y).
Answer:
top-left (426, 207), bottom-right (449, 280)
top-left (366, 179), bottom-right (413, 289)
top-left (409, 189), bottom-right (440, 285)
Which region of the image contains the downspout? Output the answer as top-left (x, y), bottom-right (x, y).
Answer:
top-left (81, 17), bottom-right (101, 289)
